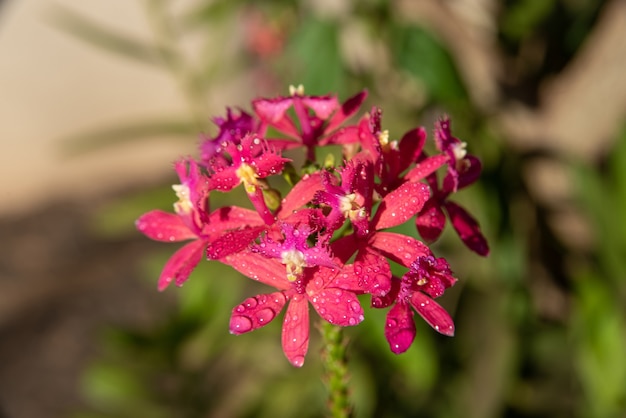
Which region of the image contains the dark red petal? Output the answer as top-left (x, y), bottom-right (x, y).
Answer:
top-left (416, 200), bottom-right (446, 243)
top-left (398, 127), bottom-right (427, 173)
top-left (230, 291), bottom-right (287, 334)
top-left (309, 288), bottom-right (364, 326)
top-left (157, 240), bottom-right (205, 291)
top-left (222, 250), bottom-right (291, 290)
top-left (371, 276), bottom-right (401, 308)
top-left (136, 210), bottom-right (196, 242)
top-left (445, 201), bottom-right (490, 256)
top-left (372, 182), bottom-right (431, 230)
top-left (354, 249), bottom-right (392, 296)
top-left (281, 295), bottom-right (310, 367)
top-left (457, 155), bottom-right (482, 190)
top-left (385, 302), bottom-right (416, 354)
top-left (410, 292), bottom-right (455, 336)
top-left (368, 231), bottom-right (432, 267)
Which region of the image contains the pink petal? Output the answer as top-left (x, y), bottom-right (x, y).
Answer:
top-left (354, 249), bottom-right (391, 296)
top-left (222, 250), bottom-right (291, 290)
top-left (208, 168), bottom-right (241, 192)
top-left (416, 200), bottom-right (447, 243)
top-left (385, 302), bottom-right (416, 354)
top-left (254, 152), bottom-right (290, 178)
top-left (445, 201), bottom-right (490, 256)
top-left (281, 295), bottom-right (310, 367)
top-left (277, 172), bottom-right (324, 216)
top-left (230, 291), bottom-right (287, 334)
top-left (321, 125), bottom-right (360, 145)
top-left (372, 182), bottom-right (430, 230)
top-left (325, 90), bottom-right (368, 133)
top-left (157, 239), bottom-right (205, 291)
top-left (327, 264), bottom-right (363, 293)
top-left (404, 155), bottom-right (448, 182)
top-left (410, 292), bottom-right (455, 336)
top-left (136, 210), bottom-right (196, 242)
top-left (252, 98), bottom-right (299, 137)
top-left (309, 288), bottom-right (364, 327)
top-left (368, 232), bottom-right (432, 267)
top-left (301, 95), bottom-right (340, 119)
top-left (371, 277), bottom-right (400, 309)
top-left (206, 206), bottom-right (262, 231)
top-left (206, 226), bottom-right (265, 259)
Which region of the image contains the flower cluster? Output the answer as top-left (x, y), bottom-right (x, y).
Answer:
top-left (136, 87), bottom-right (489, 367)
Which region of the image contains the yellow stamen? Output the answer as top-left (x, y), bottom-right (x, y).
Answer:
top-left (236, 163), bottom-right (259, 193)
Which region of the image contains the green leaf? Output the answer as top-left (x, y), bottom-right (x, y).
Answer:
top-left (47, 5), bottom-right (173, 67)
top-left (60, 117), bottom-right (199, 155)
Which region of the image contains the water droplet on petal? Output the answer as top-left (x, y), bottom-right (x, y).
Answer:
top-left (255, 308), bottom-right (275, 323)
top-left (291, 355), bottom-right (305, 367)
top-left (230, 315), bottom-right (253, 333)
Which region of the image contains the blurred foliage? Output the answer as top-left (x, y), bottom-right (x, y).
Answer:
top-left (54, 0), bottom-right (625, 417)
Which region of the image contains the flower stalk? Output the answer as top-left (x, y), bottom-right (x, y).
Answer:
top-left (321, 321), bottom-right (352, 418)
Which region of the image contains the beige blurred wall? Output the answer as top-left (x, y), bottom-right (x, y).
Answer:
top-left (0, 0), bottom-right (201, 216)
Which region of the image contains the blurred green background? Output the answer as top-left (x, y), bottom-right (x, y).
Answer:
top-left (1, 0), bottom-right (625, 417)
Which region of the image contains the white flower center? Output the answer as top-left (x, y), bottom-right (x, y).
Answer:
top-left (172, 184), bottom-right (193, 214)
top-left (281, 249), bottom-right (306, 281)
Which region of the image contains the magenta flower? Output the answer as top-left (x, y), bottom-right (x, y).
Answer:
top-left (252, 86), bottom-right (367, 160)
top-left (223, 250), bottom-right (363, 367)
top-left (136, 159), bottom-right (262, 290)
top-left (372, 255), bottom-right (457, 354)
top-left (252, 222), bottom-right (336, 281)
top-left (204, 133), bottom-right (290, 224)
top-left (416, 161), bottom-right (489, 256)
top-left (199, 107), bottom-right (261, 163)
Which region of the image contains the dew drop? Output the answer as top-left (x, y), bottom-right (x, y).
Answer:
top-left (255, 308), bottom-right (275, 323)
top-left (230, 315), bottom-right (253, 333)
top-left (291, 355), bottom-right (305, 367)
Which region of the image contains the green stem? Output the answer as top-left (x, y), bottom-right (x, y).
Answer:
top-left (320, 321), bottom-right (352, 418)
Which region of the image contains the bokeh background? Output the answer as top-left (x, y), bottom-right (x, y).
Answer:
top-left (1, 0), bottom-right (625, 417)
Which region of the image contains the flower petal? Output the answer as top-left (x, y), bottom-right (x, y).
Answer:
top-left (230, 291), bottom-right (288, 334)
top-left (252, 97), bottom-right (299, 137)
top-left (157, 240), bottom-right (205, 291)
top-left (368, 232), bottom-right (432, 267)
top-left (309, 288), bottom-right (364, 327)
top-left (206, 226), bottom-right (265, 259)
top-left (325, 90), bottom-right (368, 134)
top-left (404, 155), bottom-right (448, 182)
top-left (282, 295), bottom-right (310, 367)
top-left (136, 210), bottom-right (196, 242)
top-left (372, 182), bottom-right (430, 230)
top-left (222, 250), bottom-right (291, 290)
top-left (385, 302), bottom-right (416, 354)
top-left (354, 249), bottom-right (391, 296)
top-left (397, 127), bottom-right (427, 173)
top-left (277, 172), bottom-right (324, 216)
top-left (445, 201), bottom-right (490, 256)
top-left (416, 200), bottom-right (447, 243)
top-left (410, 292), bottom-right (455, 336)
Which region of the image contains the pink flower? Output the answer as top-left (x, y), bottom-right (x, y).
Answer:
top-left (252, 87), bottom-right (367, 160)
top-left (204, 133), bottom-right (290, 224)
top-left (223, 249), bottom-right (363, 367)
top-left (135, 159), bottom-right (262, 290)
top-left (372, 256), bottom-right (457, 354)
